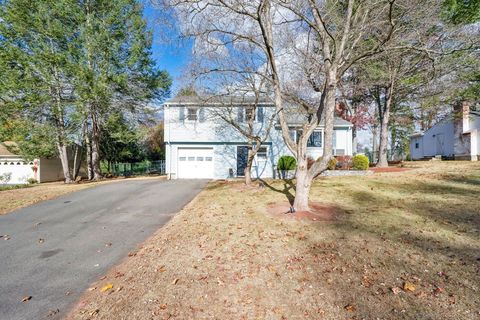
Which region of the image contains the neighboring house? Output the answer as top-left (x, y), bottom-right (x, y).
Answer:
top-left (410, 102), bottom-right (480, 161)
top-left (164, 96), bottom-right (353, 179)
top-left (0, 142), bottom-right (75, 184)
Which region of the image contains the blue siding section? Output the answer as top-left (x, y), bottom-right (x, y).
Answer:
top-left (164, 104), bottom-right (353, 179)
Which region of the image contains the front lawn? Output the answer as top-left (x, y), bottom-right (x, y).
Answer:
top-left (67, 161), bottom-right (480, 320)
top-left (0, 184), bottom-right (33, 192)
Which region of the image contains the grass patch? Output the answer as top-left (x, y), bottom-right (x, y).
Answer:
top-left (0, 184), bottom-right (33, 192)
top-left (67, 161), bottom-right (480, 320)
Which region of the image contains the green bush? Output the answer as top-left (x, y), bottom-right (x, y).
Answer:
top-left (327, 157), bottom-right (337, 170)
top-left (27, 178), bottom-right (38, 184)
top-left (352, 154), bottom-right (369, 170)
top-left (277, 155), bottom-right (297, 170)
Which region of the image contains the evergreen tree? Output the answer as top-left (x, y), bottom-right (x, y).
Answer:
top-left (0, 0), bottom-right (81, 182)
top-left (75, 0), bottom-right (171, 180)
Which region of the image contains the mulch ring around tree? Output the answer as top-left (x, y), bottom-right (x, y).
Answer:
top-left (369, 167), bottom-right (412, 173)
top-left (266, 201), bottom-right (345, 222)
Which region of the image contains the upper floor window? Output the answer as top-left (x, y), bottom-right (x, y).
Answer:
top-left (187, 107), bottom-right (198, 121)
top-left (415, 142), bottom-right (419, 149)
top-left (237, 106), bottom-right (264, 123)
top-left (246, 106), bottom-right (256, 121)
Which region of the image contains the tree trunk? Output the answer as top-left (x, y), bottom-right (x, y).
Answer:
top-left (85, 134), bottom-right (93, 180)
top-left (293, 156), bottom-right (310, 211)
top-left (57, 142), bottom-right (72, 184)
top-left (293, 72), bottom-right (337, 211)
top-left (372, 123), bottom-right (378, 163)
top-left (376, 84), bottom-right (394, 168)
top-left (90, 112), bottom-right (103, 180)
top-left (352, 126), bottom-right (358, 154)
top-left (244, 148), bottom-right (255, 185)
top-left (376, 110), bottom-right (390, 167)
top-left (72, 144), bottom-right (81, 181)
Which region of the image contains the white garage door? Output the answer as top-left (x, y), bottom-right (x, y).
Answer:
top-left (177, 148), bottom-right (214, 179)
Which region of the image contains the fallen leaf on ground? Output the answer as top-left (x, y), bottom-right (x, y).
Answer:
top-left (391, 287), bottom-right (402, 294)
top-left (160, 304), bottom-right (167, 310)
top-left (38, 238), bottom-right (45, 244)
top-left (89, 309), bottom-right (99, 316)
top-left (433, 287), bottom-right (444, 295)
top-left (172, 278), bottom-right (179, 285)
top-left (403, 282), bottom-right (416, 292)
top-left (87, 287), bottom-right (96, 291)
top-left (99, 276), bottom-right (107, 280)
top-left (100, 284), bottom-right (113, 292)
top-left (22, 296), bottom-right (32, 302)
top-left (344, 304), bottom-right (356, 312)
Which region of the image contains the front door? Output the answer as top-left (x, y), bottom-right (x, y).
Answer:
top-left (236, 146), bottom-right (249, 177)
top-left (435, 134), bottom-right (445, 155)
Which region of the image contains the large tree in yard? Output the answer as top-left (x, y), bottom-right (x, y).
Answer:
top-left (75, 0), bottom-right (171, 180)
top-left (163, 0), bottom-right (448, 211)
top-left (180, 49), bottom-right (278, 185)
top-left (0, 0), bottom-right (81, 183)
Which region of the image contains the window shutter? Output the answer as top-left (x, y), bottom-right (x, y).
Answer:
top-left (179, 106), bottom-right (185, 121)
top-left (199, 108), bottom-right (205, 122)
top-left (257, 106), bottom-right (264, 122)
top-left (237, 107), bottom-right (244, 122)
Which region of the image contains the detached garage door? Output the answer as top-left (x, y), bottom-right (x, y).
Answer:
top-left (177, 148), bottom-right (214, 179)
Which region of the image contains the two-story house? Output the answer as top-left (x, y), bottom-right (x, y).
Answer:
top-left (164, 96), bottom-right (353, 179)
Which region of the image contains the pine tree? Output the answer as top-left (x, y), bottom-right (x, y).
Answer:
top-left (0, 0), bottom-right (81, 182)
top-left (74, 0), bottom-right (171, 180)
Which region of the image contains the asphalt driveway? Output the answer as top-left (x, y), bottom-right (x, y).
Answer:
top-left (0, 178), bottom-right (207, 320)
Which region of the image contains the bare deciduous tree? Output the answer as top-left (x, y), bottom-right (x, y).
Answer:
top-left (160, 0), bottom-right (455, 210)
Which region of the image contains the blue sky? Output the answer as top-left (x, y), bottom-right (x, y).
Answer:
top-left (143, 3), bottom-right (191, 93)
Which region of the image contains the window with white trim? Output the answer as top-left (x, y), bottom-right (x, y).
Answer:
top-left (187, 107), bottom-right (198, 121)
top-left (307, 131), bottom-right (322, 147)
top-left (256, 147), bottom-right (268, 161)
top-left (245, 106), bottom-right (256, 121)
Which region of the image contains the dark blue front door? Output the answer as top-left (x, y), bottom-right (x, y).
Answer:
top-left (236, 146), bottom-right (249, 177)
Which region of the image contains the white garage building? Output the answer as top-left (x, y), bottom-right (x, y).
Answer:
top-left (410, 102), bottom-right (479, 161)
top-left (0, 142), bottom-right (68, 184)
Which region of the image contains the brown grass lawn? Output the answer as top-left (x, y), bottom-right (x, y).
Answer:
top-left (0, 176), bottom-right (166, 215)
top-left (0, 182), bottom-right (102, 215)
top-left (67, 161), bottom-right (480, 320)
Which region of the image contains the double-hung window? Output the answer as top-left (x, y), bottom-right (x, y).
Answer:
top-left (187, 107), bottom-right (198, 121)
top-left (245, 106), bottom-right (256, 121)
top-left (307, 131), bottom-right (322, 148)
top-left (256, 147), bottom-right (268, 161)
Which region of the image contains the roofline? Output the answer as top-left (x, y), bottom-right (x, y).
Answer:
top-left (164, 102), bottom-right (275, 107)
top-left (275, 124), bottom-right (353, 128)
top-left (409, 132), bottom-right (424, 138)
